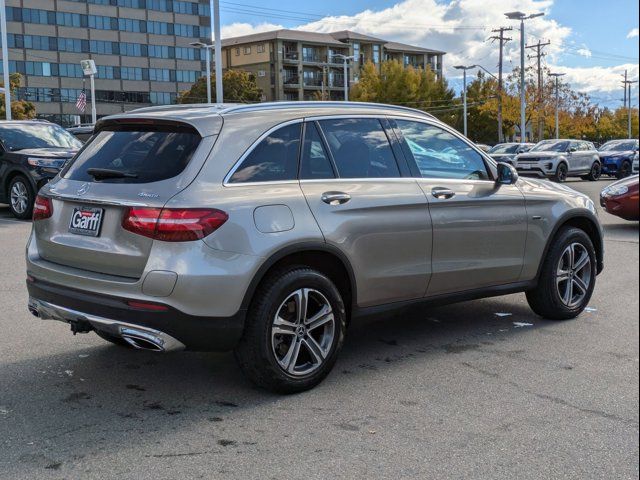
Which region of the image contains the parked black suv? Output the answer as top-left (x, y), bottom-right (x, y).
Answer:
top-left (0, 121), bottom-right (81, 218)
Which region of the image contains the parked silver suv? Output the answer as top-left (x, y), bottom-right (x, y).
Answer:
top-left (516, 139), bottom-right (601, 182)
top-left (26, 102), bottom-right (604, 392)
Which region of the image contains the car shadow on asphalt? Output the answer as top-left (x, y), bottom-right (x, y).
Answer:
top-left (1, 294), bottom-right (564, 475)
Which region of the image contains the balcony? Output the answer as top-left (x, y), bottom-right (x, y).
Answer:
top-left (283, 51), bottom-right (299, 63)
top-left (283, 75), bottom-right (300, 87)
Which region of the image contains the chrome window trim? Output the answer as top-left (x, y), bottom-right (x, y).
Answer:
top-left (223, 119), bottom-right (304, 186)
top-left (387, 115), bottom-right (498, 180)
top-left (299, 177), bottom-right (419, 184)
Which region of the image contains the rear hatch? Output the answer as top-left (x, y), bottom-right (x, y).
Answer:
top-left (34, 119), bottom-right (218, 279)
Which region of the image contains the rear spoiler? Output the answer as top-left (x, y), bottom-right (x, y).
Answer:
top-left (95, 115), bottom-right (222, 137)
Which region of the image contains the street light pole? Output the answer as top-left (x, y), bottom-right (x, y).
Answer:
top-left (0, 0), bottom-right (11, 120)
top-left (506, 11), bottom-right (544, 143)
top-left (190, 42), bottom-right (214, 103)
top-left (454, 65), bottom-right (477, 137)
top-left (205, 48), bottom-right (212, 103)
top-left (333, 54), bottom-right (356, 101)
top-left (549, 73), bottom-right (565, 139)
top-left (212, 0), bottom-right (223, 103)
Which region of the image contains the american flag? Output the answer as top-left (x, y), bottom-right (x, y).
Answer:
top-left (75, 89), bottom-right (87, 112)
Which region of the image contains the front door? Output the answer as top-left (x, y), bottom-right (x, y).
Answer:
top-left (299, 118), bottom-right (432, 307)
top-left (392, 118), bottom-right (528, 297)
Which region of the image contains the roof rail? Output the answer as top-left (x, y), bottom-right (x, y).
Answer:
top-left (218, 101), bottom-right (435, 119)
top-left (129, 103), bottom-right (240, 114)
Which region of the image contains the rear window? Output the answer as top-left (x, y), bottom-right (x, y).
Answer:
top-left (63, 125), bottom-right (201, 184)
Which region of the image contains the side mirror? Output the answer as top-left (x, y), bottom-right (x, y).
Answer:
top-left (568, 147), bottom-right (577, 153)
top-left (497, 162), bottom-right (518, 185)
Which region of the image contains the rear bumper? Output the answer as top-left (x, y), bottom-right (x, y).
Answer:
top-left (27, 277), bottom-right (245, 352)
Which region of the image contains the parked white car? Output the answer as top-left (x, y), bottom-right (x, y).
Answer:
top-left (515, 139), bottom-right (601, 182)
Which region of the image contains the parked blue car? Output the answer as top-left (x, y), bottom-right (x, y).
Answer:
top-left (598, 139), bottom-right (639, 179)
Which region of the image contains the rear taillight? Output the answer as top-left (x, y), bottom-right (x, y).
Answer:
top-left (33, 195), bottom-right (53, 221)
top-left (122, 207), bottom-right (228, 242)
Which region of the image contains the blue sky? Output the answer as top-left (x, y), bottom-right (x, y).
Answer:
top-left (216, 0), bottom-right (639, 108)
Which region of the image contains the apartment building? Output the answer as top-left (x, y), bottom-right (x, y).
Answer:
top-left (2, 0), bottom-right (211, 125)
top-left (222, 29), bottom-right (445, 101)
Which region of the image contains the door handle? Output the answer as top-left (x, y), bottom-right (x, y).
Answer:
top-left (431, 187), bottom-right (455, 199)
top-left (321, 191), bottom-right (351, 205)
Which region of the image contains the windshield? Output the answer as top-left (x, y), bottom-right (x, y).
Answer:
top-left (489, 144), bottom-right (519, 154)
top-left (531, 140), bottom-right (569, 152)
top-left (0, 123), bottom-right (82, 151)
top-left (600, 140), bottom-right (638, 152)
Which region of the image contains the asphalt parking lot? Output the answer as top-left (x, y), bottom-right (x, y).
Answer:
top-left (0, 178), bottom-right (637, 480)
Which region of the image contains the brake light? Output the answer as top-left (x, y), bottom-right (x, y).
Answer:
top-left (33, 195), bottom-right (53, 221)
top-left (122, 207), bottom-right (228, 241)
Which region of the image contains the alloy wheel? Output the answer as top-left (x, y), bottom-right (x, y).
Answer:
top-left (591, 163), bottom-right (601, 180)
top-left (10, 181), bottom-right (29, 215)
top-left (271, 288), bottom-right (336, 376)
top-left (557, 164), bottom-right (568, 182)
top-left (556, 242), bottom-right (592, 308)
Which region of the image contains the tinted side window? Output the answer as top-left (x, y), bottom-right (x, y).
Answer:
top-left (318, 118), bottom-right (401, 178)
top-left (395, 120), bottom-right (489, 180)
top-left (228, 123), bottom-right (301, 183)
top-left (300, 122), bottom-right (335, 180)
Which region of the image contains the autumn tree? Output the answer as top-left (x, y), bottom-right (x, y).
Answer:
top-left (178, 69), bottom-right (262, 104)
top-left (0, 73), bottom-right (36, 120)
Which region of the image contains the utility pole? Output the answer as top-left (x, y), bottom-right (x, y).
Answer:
top-left (549, 72), bottom-right (565, 139)
top-left (623, 70), bottom-right (627, 110)
top-left (526, 39), bottom-right (550, 141)
top-left (489, 27), bottom-right (512, 143)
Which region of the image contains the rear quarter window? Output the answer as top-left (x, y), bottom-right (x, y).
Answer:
top-left (63, 125), bottom-right (201, 184)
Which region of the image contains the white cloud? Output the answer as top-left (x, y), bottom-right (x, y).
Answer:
top-left (220, 0), bottom-right (637, 107)
top-left (221, 22), bottom-right (284, 39)
top-left (576, 48), bottom-right (592, 58)
top-left (627, 28), bottom-right (639, 38)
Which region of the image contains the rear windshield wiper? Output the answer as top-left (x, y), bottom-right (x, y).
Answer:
top-left (86, 168), bottom-right (138, 180)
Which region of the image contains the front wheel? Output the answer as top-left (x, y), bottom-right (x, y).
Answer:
top-left (8, 176), bottom-right (35, 219)
top-left (234, 267), bottom-right (346, 393)
top-left (553, 163), bottom-right (568, 182)
top-left (526, 227), bottom-right (596, 320)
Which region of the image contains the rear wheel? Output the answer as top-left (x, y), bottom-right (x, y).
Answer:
top-left (234, 267), bottom-right (346, 393)
top-left (616, 160), bottom-right (632, 179)
top-left (526, 227), bottom-right (596, 320)
top-left (553, 163), bottom-right (568, 182)
top-left (8, 176), bottom-right (35, 219)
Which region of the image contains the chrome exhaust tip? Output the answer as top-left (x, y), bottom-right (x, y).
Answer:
top-left (120, 328), bottom-right (167, 352)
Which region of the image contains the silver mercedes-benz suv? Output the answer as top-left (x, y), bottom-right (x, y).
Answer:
top-left (26, 102), bottom-right (604, 393)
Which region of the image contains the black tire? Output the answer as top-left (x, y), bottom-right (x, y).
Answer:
top-left (234, 267), bottom-right (347, 394)
top-left (585, 162), bottom-right (602, 181)
top-left (8, 175), bottom-right (35, 219)
top-left (526, 227), bottom-right (597, 320)
top-left (95, 330), bottom-right (133, 348)
top-left (553, 163), bottom-right (568, 182)
top-left (616, 160), bottom-right (632, 179)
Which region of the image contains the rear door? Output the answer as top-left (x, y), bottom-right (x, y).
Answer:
top-left (392, 118), bottom-right (528, 296)
top-left (35, 122), bottom-right (216, 278)
top-left (299, 117), bottom-right (432, 307)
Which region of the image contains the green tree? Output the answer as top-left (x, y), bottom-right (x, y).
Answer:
top-left (350, 60), bottom-right (455, 119)
top-left (178, 69), bottom-right (262, 103)
top-left (0, 73), bottom-right (36, 120)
